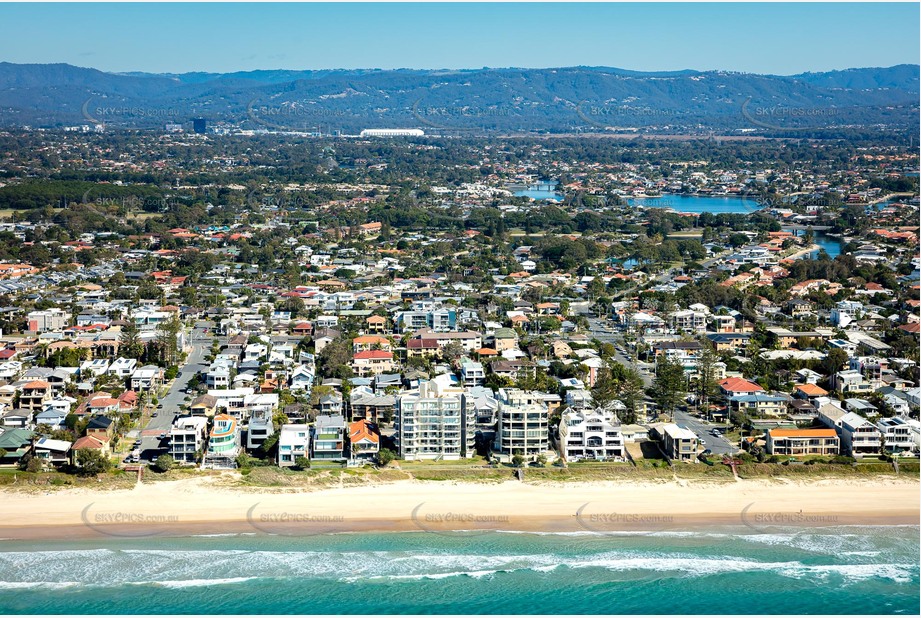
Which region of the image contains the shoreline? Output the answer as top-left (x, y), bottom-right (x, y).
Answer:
top-left (784, 242), bottom-right (821, 260)
top-left (1, 476), bottom-right (917, 541)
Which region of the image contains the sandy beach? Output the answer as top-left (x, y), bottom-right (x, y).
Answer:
top-left (1, 476), bottom-right (917, 540)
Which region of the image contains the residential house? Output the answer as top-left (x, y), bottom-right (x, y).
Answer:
top-left (460, 359), bottom-right (485, 387)
top-left (830, 370), bottom-right (873, 395)
top-left (352, 350), bottom-right (396, 377)
top-left (85, 415), bottom-right (115, 442)
top-left (730, 394), bottom-right (788, 418)
top-left (169, 416), bottom-right (208, 464)
top-left (348, 419), bottom-right (381, 461)
top-left (131, 365), bottom-right (163, 391)
top-left (19, 381), bottom-right (52, 413)
top-left (71, 434), bottom-right (111, 461)
top-left (350, 392), bottom-right (395, 424)
top-left (312, 414), bottom-right (347, 461)
top-left (32, 437), bottom-right (72, 467)
top-left (877, 417), bottom-right (920, 454)
top-left (818, 404), bottom-right (881, 457)
top-left (719, 377), bottom-right (764, 398)
top-left (202, 414), bottom-right (241, 469)
top-left (277, 423), bottom-right (310, 467)
top-left (190, 394), bottom-right (218, 417)
top-left (558, 408), bottom-right (624, 462)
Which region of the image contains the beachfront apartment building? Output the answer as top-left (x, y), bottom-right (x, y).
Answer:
top-left (277, 424), bottom-right (310, 467)
top-left (169, 416), bottom-right (208, 464)
top-left (395, 377), bottom-right (474, 460)
top-left (202, 414), bottom-right (241, 469)
top-left (558, 408), bottom-right (624, 462)
top-left (765, 428), bottom-right (840, 457)
top-left (667, 310), bottom-right (708, 333)
top-left (494, 388), bottom-right (550, 458)
top-left (656, 423), bottom-right (699, 462)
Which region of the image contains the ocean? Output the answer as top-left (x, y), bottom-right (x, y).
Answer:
top-left (0, 526), bottom-right (917, 614)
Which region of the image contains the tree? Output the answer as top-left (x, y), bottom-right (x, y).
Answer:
top-left (376, 448), bottom-right (395, 467)
top-left (440, 341), bottom-right (464, 364)
top-left (590, 366), bottom-right (618, 412)
top-left (294, 456), bottom-right (311, 470)
top-left (317, 338), bottom-right (353, 380)
top-left (18, 453), bottom-right (42, 473)
top-left (695, 344), bottom-right (719, 412)
top-left (511, 452), bottom-right (525, 468)
top-left (653, 355), bottom-right (686, 422)
top-left (156, 313), bottom-right (182, 366)
top-left (75, 449), bottom-right (111, 475)
top-left (593, 361), bottom-right (645, 424)
top-left (822, 348), bottom-right (849, 378)
top-left (154, 454), bottom-right (175, 472)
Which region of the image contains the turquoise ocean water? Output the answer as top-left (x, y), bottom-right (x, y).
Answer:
top-left (0, 525), bottom-right (917, 614)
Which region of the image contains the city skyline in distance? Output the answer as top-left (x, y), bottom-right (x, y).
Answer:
top-left (0, 2), bottom-right (918, 75)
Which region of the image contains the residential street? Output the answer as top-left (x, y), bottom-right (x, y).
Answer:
top-left (137, 321), bottom-right (215, 463)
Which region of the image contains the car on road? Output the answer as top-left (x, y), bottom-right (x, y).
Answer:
top-left (156, 403), bottom-right (163, 409)
top-left (699, 438), bottom-right (706, 446)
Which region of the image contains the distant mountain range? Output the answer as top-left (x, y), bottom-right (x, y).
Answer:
top-left (0, 62), bottom-right (917, 134)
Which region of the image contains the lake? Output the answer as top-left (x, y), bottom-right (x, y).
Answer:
top-left (513, 181), bottom-right (563, 202)
top-left (627, 194), bottom-right (761, 214)
top-left (782, 227), bottom-right (843, 259)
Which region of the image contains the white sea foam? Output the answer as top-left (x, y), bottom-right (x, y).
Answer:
top-left (152, 577), bottom-right (259, 588)
top-left (0, 543), bottom-right (915, 589)
top-left (0, 581), bottom-right (82, 590)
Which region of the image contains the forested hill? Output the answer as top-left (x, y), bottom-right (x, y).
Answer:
top-left (0, 62), bottom-right (917, 134)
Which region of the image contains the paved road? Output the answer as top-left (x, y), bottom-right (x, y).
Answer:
top-left (137, 321), bottom-right (214, 463)
top-left (587, 317), bottom-right (654, 388)
top-left (674, 409), bottom-right (736, 456)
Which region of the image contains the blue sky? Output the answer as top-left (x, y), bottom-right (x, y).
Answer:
top-left (1, 3), bottom-right (918, 74)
